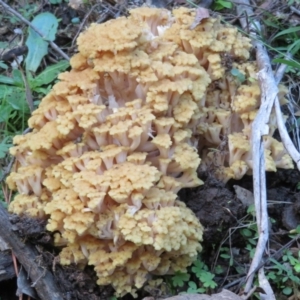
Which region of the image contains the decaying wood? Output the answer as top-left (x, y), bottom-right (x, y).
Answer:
top-left (0, 251), bottom-right (15, 282)
top-left (0, 203), bottom-right (64, 300)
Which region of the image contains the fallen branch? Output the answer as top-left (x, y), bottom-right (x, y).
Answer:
top-left (0, 203), bottom-right (64, 300)
top-left (0, 0), bottom-right (70, 61)
top-left (234, 0), bottom-right (300, 297)
top-left (233, 1), bottom-right (275, 298)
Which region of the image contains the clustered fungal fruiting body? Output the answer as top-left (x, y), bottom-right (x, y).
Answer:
top-left (7, 7), bottom-right (293, 297)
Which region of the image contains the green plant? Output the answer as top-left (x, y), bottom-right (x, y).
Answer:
top-left (25, 12), bottom-right (59, 73)
top-left (191, 260), bottom-right (218, 289)
top-left (168, 259), bottom-right (218, 295)
top-left (230, 68), bottom-right (246, 84)
top-left (171, 271), bottom-right (190, 288)
top-left (4, 4), bottom-right (38, 24)
top-left (0, 60), bottom-right (69, 164)
top-left (50, 0), bottom-right (63, 4)
top-left (0, 136), bottom-right (12, 159)
top-left (266, 253), bottom-right (300, 296)
top-left (0, 60), bottom-right (69, 121)
top-left (213, 0), bottom-right (233, 10)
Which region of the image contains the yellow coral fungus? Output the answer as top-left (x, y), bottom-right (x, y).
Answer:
top-left (7, 6), bottom-right (293, 298)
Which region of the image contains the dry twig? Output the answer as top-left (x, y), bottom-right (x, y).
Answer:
top-left (290, 6), bottom-right (300, 16)
top-left (234, 0), bottom-right (300, 298)
top-left (233, 0), bottom-right (275, 298)
top-left (0, 0), bottom-right (70, 61)
top-left (71, 3), bottom-right (102, 46)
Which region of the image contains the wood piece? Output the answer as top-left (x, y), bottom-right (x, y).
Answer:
top-left (0, 203), bottom-right (64, 300)
top-left (0, 251), bottom-right (15, 282)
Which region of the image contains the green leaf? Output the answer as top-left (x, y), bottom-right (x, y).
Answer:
top-left (30, 60), bottom-right (69, 88)
top-left (287, 39), bottom-right (300, 55)
top-left (0, 61), bottom-right (8, 70)
top-left (171, 272), bottom-right (190, 287)
top-left (1, 201), bottom-right (8, 209)
top-left (214, 0), bottom-right (233, 10)
top-left (262, 19), bottom-right (280, 29)
top-left (272, 58), bottom-right (300, 70)
top-left (282, 287), bottom-right (293, 295)
top-left (218, 0), bottom-right (233, 8)
top-left (294, 264), bottom-right (300, 273)
top-left (11, 69), bottom-right (24, 86)
top-left (7, 89), bottom-right (28, 111)
top-left (188, 281), bottom-right (197, 290)
top-left (0, 103), bottom-right (13, 122)
top-left (187, 281), bottom-right (205, 294)
top-left (25, 12), bottom-right (58, 72)
top-left (247, 204), bottom-right (255, 215)
top-left (198, 271), bottom-right (217, 288)
top-left (272, 26), bottom-right (300, 40)
top-left (0, 85), bottom-right (29, 112)
top-left (192, 260), bottom-right (204, 274)
top-left (241, 228), bottom-right (253, 237)
top-left (214, 265), bottom-right (224, 275)
top-left (0, 75), bottom-right (16, 85)
top-left (71, 17), bottom-right (80, 24)
top-left (0, 137), bottom-right (12, 159)
top-left (220, 253), bottom-right (231, 259)
top-left (267, 271), bottom-right (276, 280)
top-left (230, 68), bottom-right (246, 83)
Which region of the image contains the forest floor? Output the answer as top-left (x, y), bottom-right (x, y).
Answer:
top-left (1, 0), bottom-right (300, 300)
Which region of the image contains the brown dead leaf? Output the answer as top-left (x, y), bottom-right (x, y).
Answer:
top-left (190, 7), bottom-right (210, 30)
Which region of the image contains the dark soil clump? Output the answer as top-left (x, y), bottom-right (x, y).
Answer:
top-left (179, 175), bottom-right (245, 244)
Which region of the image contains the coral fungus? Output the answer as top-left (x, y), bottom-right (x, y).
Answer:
top-left (7, 6), bottom-right (292, 297)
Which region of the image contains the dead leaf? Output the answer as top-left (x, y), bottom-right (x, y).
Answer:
top-left (16, 267), bottom-right (38, 299)
top-left (68, 0), bottom-right (83, 9)
top-left (190, 7), bottom-right (210, 30)
top-left (233, 185), bottom-right (254, 208)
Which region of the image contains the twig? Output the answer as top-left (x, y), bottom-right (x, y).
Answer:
top-left (258, 268), bottom-right (275, 300)
top-left (273, 57), bottom-right (300, 169)
top-left (16, 60), bottom-right (34, 113)
top-left (0, 128), bottom-right (31, 184)
top-left (290, 6), bottom-right (300, 16)
top-left (0, 203), bottom-right (64, 300)
top-left (0, 157), bottom-right (15, 184)
top-left (0, 0), bottom-right (70, 61)
top-left (71, 3), bottom-right (102, 47)
top-left (233, 1), bottom-right (275, 298)
top-left (274, 100), bottom-right (300, 169)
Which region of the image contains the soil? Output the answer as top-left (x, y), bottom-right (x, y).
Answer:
top-left (180, 175), bottom-right (245, 244)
